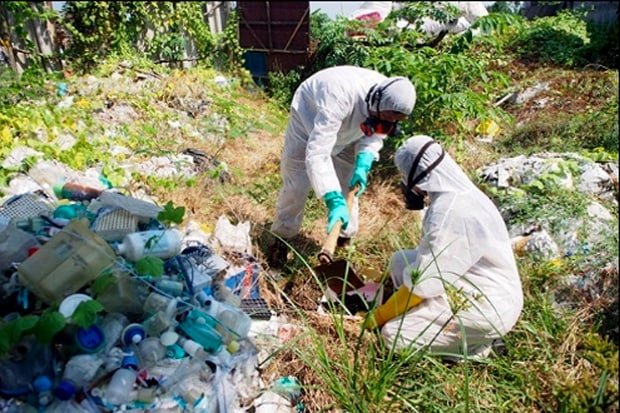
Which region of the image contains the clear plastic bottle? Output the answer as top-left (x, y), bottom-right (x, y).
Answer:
top-left (142, 297), bottom-right (178, 337)
top-left (200, 295), bottom-right (251, 341)
top-left (116, 229), bottom-right (182, 261)
top-left (105, 354), bottom-right (139, 406)
top-left (100, 313), bottom-right (129, 353)
top-left (54, 354), bottom-right (104, 400)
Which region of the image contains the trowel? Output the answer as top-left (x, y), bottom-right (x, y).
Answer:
top-left (313, 187), bottom-right (368, 303)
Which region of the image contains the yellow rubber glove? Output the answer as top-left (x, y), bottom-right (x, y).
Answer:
top-left (363, 285), bottom-right (424, 330)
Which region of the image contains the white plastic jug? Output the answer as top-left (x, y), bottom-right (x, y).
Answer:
top-left (116, 229), bottom-right (181, 261)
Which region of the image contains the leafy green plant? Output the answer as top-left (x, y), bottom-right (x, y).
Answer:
top-left (511, 10), bottom-right (591, 67)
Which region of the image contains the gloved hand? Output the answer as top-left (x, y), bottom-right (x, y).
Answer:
top-left (349, 151), bottom-right (375, 197)
top-left (323, 191), bottom-right (349, 233)
top-left (361, 285), bottom-right (424, 330)
top-left (361, 311), bottom-right (379, 330)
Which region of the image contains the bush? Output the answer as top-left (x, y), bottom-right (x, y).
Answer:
top-left (511, 10), bottom-right (590, 67)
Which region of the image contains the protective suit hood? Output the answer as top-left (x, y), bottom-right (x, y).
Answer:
top-left (394, 135), bottom-right (476, 195)
top-left (367, 77), bottom-right (416, 115)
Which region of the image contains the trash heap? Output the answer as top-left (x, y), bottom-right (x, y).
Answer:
top-left (0, 175), bottom-right (301, 412)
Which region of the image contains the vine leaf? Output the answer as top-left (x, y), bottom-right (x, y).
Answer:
top-left (71, 299), bottom-right (104, 328)
top-left (33, 311), bottom-right (67, 343)
top-left (158, 201), bottom-right (185, 225)
top-left (135, 256), bottom-right (164, 277)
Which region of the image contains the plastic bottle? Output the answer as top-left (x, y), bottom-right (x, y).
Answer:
top-left (100, 313), bottom-right (129, 353)
top-left (177, 309), bottom-right (223, 353)
top-left (105, 354), bottom-right (139, 406)
top-left (137, 337), bottom-right (166, 366)
top-left (116, 229), bottom-right (182, 261)
top-left (143, 292), bottom-right (173, 315)
top-left (143, 297), bottom-right (178, 337)
top-left (53, 181), bottom-right (103, 202)
top-left (200, 295), bottom-right (251, 341)
top-left (54, 354), bottom-right (104, 400)
top-left (32, 375), bottom-right (53, 407)
top-left (157, 351), bottom-right (216, 395)
top-left (0, 215), bottom-right (39, 272)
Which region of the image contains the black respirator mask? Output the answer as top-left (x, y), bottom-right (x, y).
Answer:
top-left (361, 79), bottom-right (405, 138)
top-left (400, 140), bottom-right (445, 210)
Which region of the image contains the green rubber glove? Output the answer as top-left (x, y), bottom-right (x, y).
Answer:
top-left (349, 151), bottom-right (375, 196)
top-left (323, 191), bottom-right (349, 233)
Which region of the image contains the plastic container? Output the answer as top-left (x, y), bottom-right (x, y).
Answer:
top-left (54, 354), bottom-right (104, 400)
top-left (143, 292), bottom-right (173, 315)
top-left (0, 215), bottom-right (39, 272)
top-left (17, 219), bottom-right (115, 304)
top-left (138, 337), bottom-right (166, 366)
top-left (157, 356), bottom-right (215, 395)
top-left (105, 354), bottom-right (138, 406)
top-left (32, 375), bottom-right (54, 407)
top-left (97, 272), bottom-right (147, 316)
top-left (116, 229), bottom-right (182, 261)
top-left (100, 313), bottom-right (129, 353)
top-left (177, 309), bottom-right (223, 353)
top-left (156, 279), bottom-right (184, 296)
top-left (202, 296), bottom-right (251, 341)
top-left (121, 324), bottom-right (146, 347)
top-left (142, 298), bottom-right (178, 337)
top-left (54, 182), bottom-right (103, 202)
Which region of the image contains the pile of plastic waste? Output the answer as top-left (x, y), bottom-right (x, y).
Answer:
top-left (0, 176), bottom-right (294, 412)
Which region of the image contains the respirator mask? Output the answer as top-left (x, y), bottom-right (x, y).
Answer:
top-left (361, 79), bottom-right (404, 138)
top-left (400, 140), bottom-right (445, 210)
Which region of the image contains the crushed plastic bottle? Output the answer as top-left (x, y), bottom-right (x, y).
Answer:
top-left (0, 215), bottom-right (39, 272)
top-left (54, 354), bottom-right (104, 400)
top-left (104, 353), bottom-right (138, 406)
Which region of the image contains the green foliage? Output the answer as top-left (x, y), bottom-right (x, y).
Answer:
top-left (33, 310), bottom-right (67, 343)
top-left (212, 11), bottom-right (247, 75)
top-left (91, 272), bottom-right (117, 297)
top-left (511, 10), bottom-right (591, 67)
top-left (0, 315), bottom-right (39, 355)
top-left (71, 299), bottom-right (104, 328)
top-left (61, 2), bottom-right (215, 71)
top-left (269, 8), bottom-right (516, 143)
top-left (158, 201), bottom-right (186, 225)
top-left (135, 256), bottom-right (165, 277)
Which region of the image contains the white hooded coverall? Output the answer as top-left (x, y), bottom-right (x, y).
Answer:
top-left (271, 66), bottom-right (388, 239)
top-left (385, 135), bottom-right (523, 356)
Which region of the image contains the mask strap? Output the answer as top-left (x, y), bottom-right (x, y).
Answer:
top-left (406, 140), bottom-right (445, 190)
top-left (366, 78), bottom-right (403, 120)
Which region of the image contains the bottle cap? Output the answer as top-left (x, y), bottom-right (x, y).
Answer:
top-left (121, 354), bottom-right (139, 370)
top-left (160, 331), bottom-right (179, 347)
top-left (165, 343), bottom-right (186, 359)
top-left (226, 340), bottom-right (240, 354)
top-left (75, 325), bottom-right (106, 353)
top-left (181, 338), bottom-right (202, 357)
top-left (53, 380), bottom-right (76, 401)
top-left (32, 375), bottom-right (53, 392)
top-left (122, 323), bottom-right (146, 346)
top-left (59, 294), bottom-right (92, 319)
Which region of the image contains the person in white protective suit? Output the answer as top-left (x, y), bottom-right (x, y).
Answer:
top-left (363, 135), bottom-right (523, 359)
top-left (269, 66), bottom-right (416, 260)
